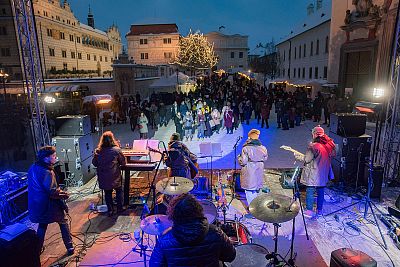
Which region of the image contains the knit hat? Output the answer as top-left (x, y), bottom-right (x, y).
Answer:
top-left (248, 129), bottom-right (260, 140)
top-left (170, 133), bottom-right (181, 141)
top-left (37, 146), bottom-right (56, 161)
top-left (312, 125), bottom-right (325, 137)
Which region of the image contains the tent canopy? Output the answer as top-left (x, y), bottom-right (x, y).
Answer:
top-left (150, 72), bottom-right (194, 88)
top-left (43, 85), bottom-right (88, 93)
top-left (83, 94), bottom-right (112, 103)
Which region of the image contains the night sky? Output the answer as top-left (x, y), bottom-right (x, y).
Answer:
top-left (68, 0), bottom-right (314, 53)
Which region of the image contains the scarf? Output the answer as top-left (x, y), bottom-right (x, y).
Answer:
top-left (243, 138), bottom-right (262, 147)
top-left (36, 160), bottom-right (54, 171)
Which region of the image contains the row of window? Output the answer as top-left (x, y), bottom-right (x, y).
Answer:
top-left (281, 66), bottom-right (328, 79)
top-left (39, 9), bottom-right (76, 26)
top-left (231, 51), bottom-right (244, 59)
top-left (0, 48), bottom-right (11, 57)
top-left (46, 28), bottom-right (110, 50)
top-left (282, 36), bottom-right (329, 61)
top-left (49, 47), bottom-right (108, 62)
top-left (139, 38), bottom-right (172, 45)
top-left (0, 26), bottom-right (7, 35)
top-left (139, 52), bottom-right (174, 60)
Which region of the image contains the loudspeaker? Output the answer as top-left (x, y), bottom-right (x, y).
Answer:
top-left (59, 156), bottom-right (96, 186)
top-left (363, 165), bottom-right (384, 199)
top-left (0, 224), bottom-right (40, 267)
top-left (52, 134), bottom-right (94, 162)
top-left (55, 115), bottom-right (91, 136)
top-left (332, 158), bottom-right (366, 186)
top-left (0, 186), bottom-right (28, 224)
top-left (330, 133), bottom-right (372, 162)
top-left (330, 113), bottom-right (367, 137)
top-left (330, 248), bottom-right (376, 267)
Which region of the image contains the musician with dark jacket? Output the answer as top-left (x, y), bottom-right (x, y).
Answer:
top-left (28, 146), bottom-right (74, 256)
top-left (294, 125), bottom-right (336, 218)
top-left (149, 193), bottom-right (236, 267)
top-left (92, 131), bottom-right (126, 216)
top-left (164, 133), bottom-right (197, 178)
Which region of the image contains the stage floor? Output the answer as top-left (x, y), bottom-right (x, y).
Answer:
top-left (37, 169), bottom-right (400, 267)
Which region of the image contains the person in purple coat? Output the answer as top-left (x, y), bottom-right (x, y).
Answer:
top-left (224, 106), bottom-right (234, 134)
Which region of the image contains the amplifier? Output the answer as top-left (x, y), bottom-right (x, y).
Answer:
top-left (0, 185), bottom-right (28, 225)
top-left (52, 134), bottom-right (94, 162)
top-left (330, 133), bottom-right (372, 162)
top-left (55, 115), bottom-right (91, 136)
top-left (330, 113), bottom-right (367, 137)
top-left (330, 248), bottom-right (377, 267)
top-left (332, 158), bottom-right (366, 186)
top-left (363, 165), bottom-right (383, 199)
top-left (59, 156), bottom-right (96, 186)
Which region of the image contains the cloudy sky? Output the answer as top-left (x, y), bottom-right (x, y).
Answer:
top-left (68, 0), bottom-right (317, 53)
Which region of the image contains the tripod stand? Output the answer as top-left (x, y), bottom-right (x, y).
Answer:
top-left (265, 223), bottom-right (292, 266)
top-left (232, 136), bottom-right (242, 200)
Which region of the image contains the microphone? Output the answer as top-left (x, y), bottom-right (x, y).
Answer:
top-left (147, 146), bottom-right (162, 154)
top-left (237, 136), bottom-right (243, 141)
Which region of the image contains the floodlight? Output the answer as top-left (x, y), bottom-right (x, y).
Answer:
top-left (373, 87), bottom-right (384, 98)
top-left (44, 96), bottom-right (56, 103)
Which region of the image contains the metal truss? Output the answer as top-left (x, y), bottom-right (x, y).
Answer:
top-left (11, 0), bottom-right (50, 151)
top-left (380, 5), bottom-right (400, 184)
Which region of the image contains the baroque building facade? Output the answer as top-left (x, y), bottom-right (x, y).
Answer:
top-left (0, 0), bottom-right (122, 80)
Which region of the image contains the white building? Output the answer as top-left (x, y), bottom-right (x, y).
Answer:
top-left (276, 0), bottom-right (331, 97)
top-left (205, 31), bottom-right (249, 73)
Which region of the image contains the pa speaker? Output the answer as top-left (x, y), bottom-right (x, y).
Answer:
top-left (330, 248), bottom-right (376, 267)
top-left (330, 113), bottom-right (367, 137)
top-left (55, 115), bottom-right (91, 136)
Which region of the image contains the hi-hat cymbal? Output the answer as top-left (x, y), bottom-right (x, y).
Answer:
top-left (156, 176), bottom-right (194, 195)
top-left (249, 193), bottom-right (300, 223)
top-left (140, 214), bottom-right (172, 235)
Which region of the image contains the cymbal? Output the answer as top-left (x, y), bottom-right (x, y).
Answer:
top-left (140, 214), bottom-right (172, 235)
top-left (156, 176), bottom-right (194, 195)
top-left (249, 193), bottom-right (300, 223)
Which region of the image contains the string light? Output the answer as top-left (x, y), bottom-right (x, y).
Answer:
top-left (174, 30), bottom-right (218, 69)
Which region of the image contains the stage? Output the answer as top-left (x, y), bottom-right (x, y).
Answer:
top-left (37, 169), bottom-right (400, 267)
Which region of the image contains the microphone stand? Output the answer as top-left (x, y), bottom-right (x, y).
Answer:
top-left (232, 136), bottom-right (242, 199)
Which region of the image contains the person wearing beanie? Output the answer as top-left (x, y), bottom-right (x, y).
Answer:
top-left (294, 125), bottom-right (336, 218)
top-left (28, 146), bottom-right (74, 257)
top-left (238, 129), bottom-right (268, 207)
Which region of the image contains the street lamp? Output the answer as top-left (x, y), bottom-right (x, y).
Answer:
top-left (0, 68), bottom-right (9, 103)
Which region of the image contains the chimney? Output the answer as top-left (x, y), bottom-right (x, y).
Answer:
top-left (316, 0), bottom-right (323, 10)
top-left (307, 3), bottom-right (315, 15)
top-left (87, 5), bottom-right (95, 28)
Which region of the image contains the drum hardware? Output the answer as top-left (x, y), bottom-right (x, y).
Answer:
top-left (140, 214), bottom-right (172, 236)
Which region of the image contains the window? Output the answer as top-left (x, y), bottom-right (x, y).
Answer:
top-left (141, 53), bottom-right (148, 59)
top-left (294, 47), bottom-right (297, 59)
top-left (76, 37), bottom-right (81, 43)
top-left (87, 54), bottom-right (91, 60)
top-left (71, 51), bottom-right (75, 59)
top-left (139, 39), bottom-right (148, 45)
top-left (288, 68), bottom-right (290, 78)
top-left (69, 34), bottom-right (74, 42)
top-left (61, 50), bottom-right (67, 58)
top-left (94, 55), bottom-right (97, 61)
top-left (163, 38), bottom-right (171, 44)
top-left (309, 67), bottom-right (312, 79)
top-left (325, 36), bottom-right (329, 53)
top-left (105, 56), bottom-right (108, 62)
top-left (298, 68), bottom-right (300, 77)
top-left (2, 8), bottom-right (6, 15)
top-left (303, 44), bottom-right (306, 57)
top-left (310, 41), bottom-right (313, 56)
top-left (100, 56), bottom-right (102, 62)
top-left (50, 66), bottom-right (56, 72)
top-left (0, 26), bottom-right (7, 35)
top-left (293, 68), bottom-right (296, 78)
top-left (302, 67), bottom-right (305, 78)
top-left (60, 32), bottom-right (65, 40)
top-left (67, 19), bottom-right (70, 25)
top-left (0, 48), bottom-right (11, 57)
top-left (56, 16), bottom-right (60, 21)
top-left (78, 52), bottom-right (82, 59)
top-left (316, 39), bottom-right (320, 55)
top-left (283, 68), bottom-right (285, 77)
top-left (230, 52), bottom-right (235, 58)
top-left (73, 67), bottom-right (77, 72)
top-left (63, 63), bottom-right (67, 70)
top-left (164, 52), bottom-right (172, 59)
top-left (49, 48), bottom-right (55, 57)
top-left (314, 67), bottom-right (318, 79)
top-left (323, 66), bottom-right (328, 79)
top-left (47, 28), bottom-right (53, 37)
top-left (299, 46), bottom-right (301, 59)
top-left (239, 52), bottom-right (244, 58)
top-left (283, 50), bottom-right (286, 61)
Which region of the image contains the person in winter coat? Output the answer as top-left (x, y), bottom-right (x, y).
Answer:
top-left (197, 109), bottom-right (206, 140)
top-left (313, 92), bottom-right (324, 122)
top-left (158, 102), bottom-right (167, 127)
top-left (294, 125), bottom-right (336, 218)
top-left (224, 106), bottom-right (234, 134)
top-left (92, 131), bottom-right (126, 216)
top-left (260, 101), bottom-right (270, 129)
top-left (183, 111), bottom-right (194, 141)
top-left (128, 103), bottom-right (140, 132)
top-left (325, 95), bottom-right (337, 127)
top-left (211, 108), bottom-right (221, 134)
top-left (164, 133), bottom-right (197, 178)
top-left (238, 129), bottom-right (268, 206)
top-left (174, 112), bottom-right (184, 139)
top-left (137, 112), bottom-right (149, 139)
top-left (149, 193), bottom-right (236, 266)
top-left (243, 100), bottom-right (252, 125)
top-left (204, 109), bottom-right (213, 138)
top-left (28, 146), bottom-right (74, 256)
top-left (232, 102), bottom-right (240, 130)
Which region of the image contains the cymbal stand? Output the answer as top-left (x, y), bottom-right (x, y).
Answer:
top-left (288, 166), bottom-right (309, 266)
top-left (265, 223), bottom-right (291, 266)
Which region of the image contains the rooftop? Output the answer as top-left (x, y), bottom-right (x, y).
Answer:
top-left (126, 23), bottom-right (179, 36)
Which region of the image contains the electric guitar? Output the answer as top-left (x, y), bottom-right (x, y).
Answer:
top-left (280, 145), bottom-right (305, 158)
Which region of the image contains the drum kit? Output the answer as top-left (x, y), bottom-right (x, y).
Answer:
top-left (138, 175), bottom-right (304, 267)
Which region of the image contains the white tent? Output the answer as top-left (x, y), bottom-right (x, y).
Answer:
top-left (150, 72), bottom-right (194, 89)
top-left (83, 94), bottom-right (112, 103)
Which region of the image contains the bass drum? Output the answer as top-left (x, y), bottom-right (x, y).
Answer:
top-left (220, 220), bottom-right (251, 246)
top-left (198, 199), bottom-right (217, 224)
top-left (225, 243), bottom-right (269, 267)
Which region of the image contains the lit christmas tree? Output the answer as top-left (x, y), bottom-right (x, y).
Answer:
top-left (174, 31), bottom-right (218, 71)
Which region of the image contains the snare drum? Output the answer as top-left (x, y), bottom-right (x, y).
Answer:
top-left (225, 243), bottom-right (269, 267)
top-left (199, 199), bottom-right (217, 224)
top-left (221, 220), bottom-right (252, 246)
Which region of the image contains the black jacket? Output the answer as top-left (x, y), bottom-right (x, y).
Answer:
top-left (149, 218), bottom-right (236, 267)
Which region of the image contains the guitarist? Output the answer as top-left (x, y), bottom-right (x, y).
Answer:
top-left (293, 125), bottom-right (336, 218)
top-left (28, 146), bottom-right (74, 256)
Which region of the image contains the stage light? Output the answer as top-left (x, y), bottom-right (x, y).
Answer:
top-left (44, 96), bottom-right (56, 103)
top-left (97, 99), bottom-right (111, 104)
top-left (373, 87), bottom-right (384, 98)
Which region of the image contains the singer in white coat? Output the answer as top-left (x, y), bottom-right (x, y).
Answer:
top-left (238, 129), bottom-right (268, 207)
